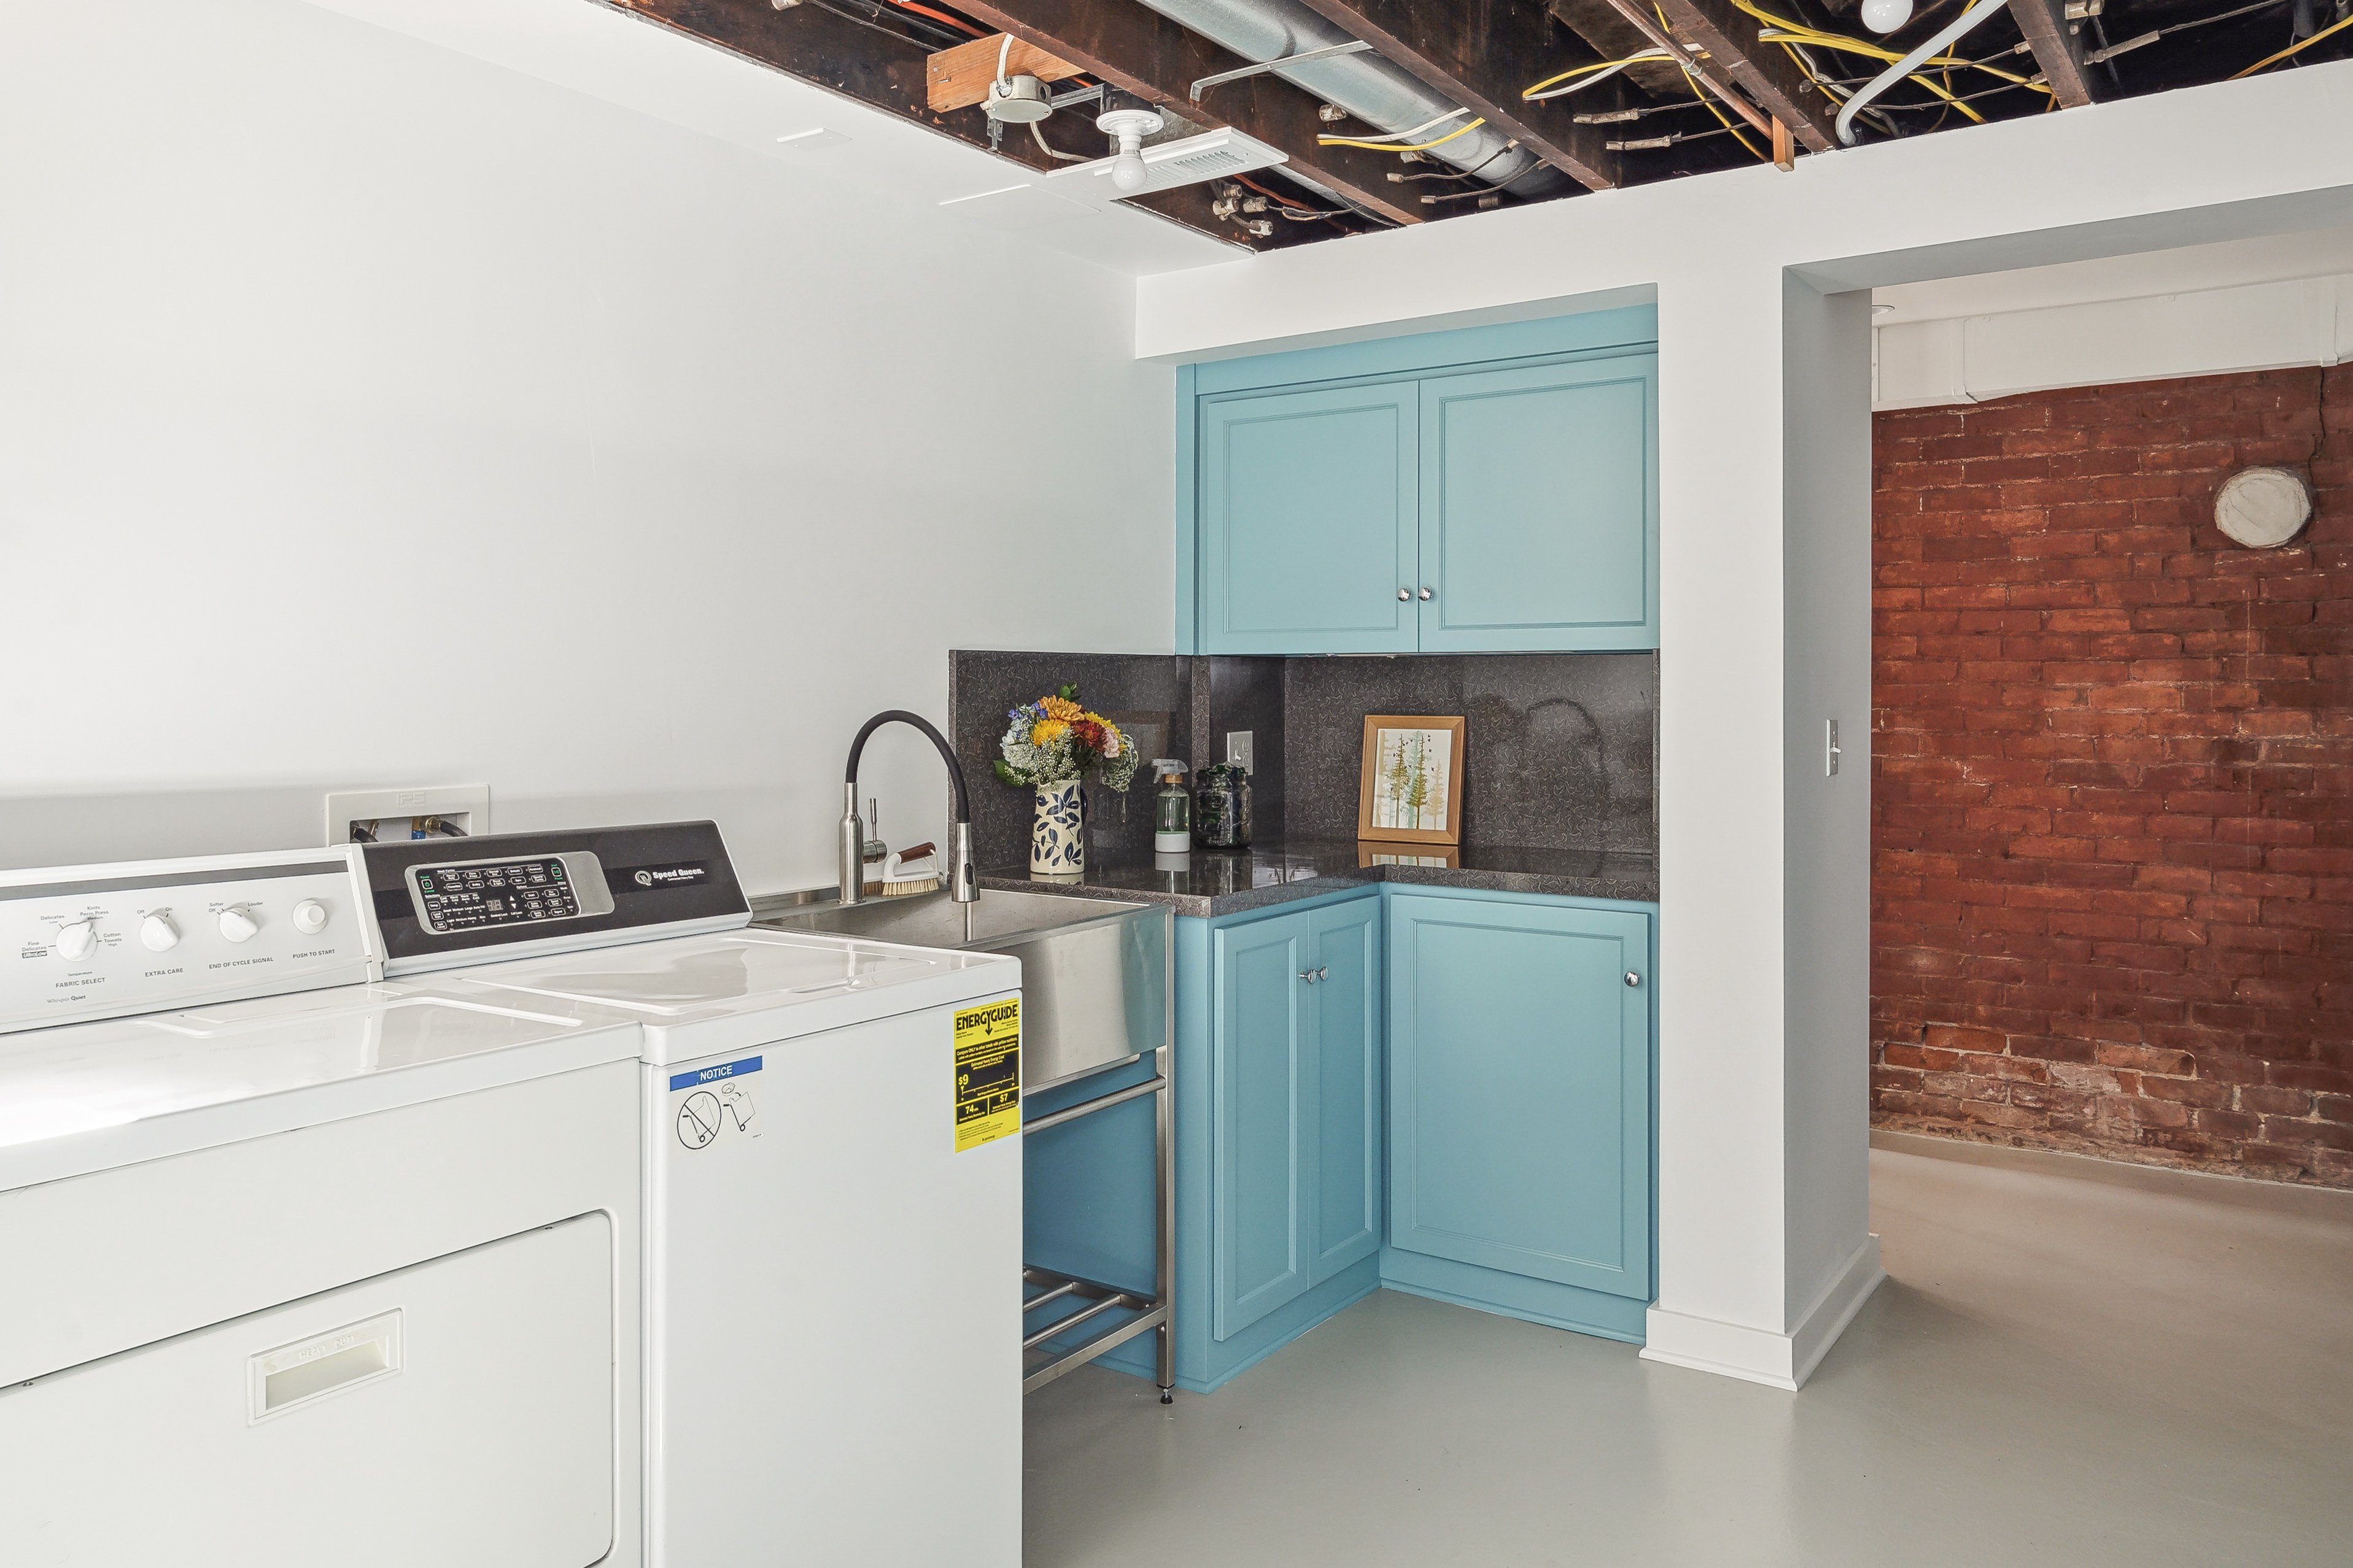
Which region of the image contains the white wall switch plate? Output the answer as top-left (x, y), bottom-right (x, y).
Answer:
top-left (1225, 731), bottom-right (1254, 773)
top-left (326, 785), bottom-right (490, 847)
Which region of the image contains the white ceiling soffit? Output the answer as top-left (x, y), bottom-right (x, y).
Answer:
top-left (1873, 273), bottom-right (2353, 411)
top-left (297, 0), bottom-right (1235, 276)
top-left (1870, 225), bottom-right (2353, 410)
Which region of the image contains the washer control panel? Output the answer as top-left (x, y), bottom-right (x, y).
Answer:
top-left (406, 852), bottom-right (615, 935)
top-left (1, 848), bottom-right (378, 1033)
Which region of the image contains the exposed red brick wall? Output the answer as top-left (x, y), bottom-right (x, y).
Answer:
top-left (1872, 365), bottom-right (2353, 1187)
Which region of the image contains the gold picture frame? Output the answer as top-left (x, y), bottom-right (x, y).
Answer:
top-left (1357, 715), bottom-right (1466, 846)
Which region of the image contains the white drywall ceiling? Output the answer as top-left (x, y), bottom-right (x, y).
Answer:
top-left (301, 0), bottom-right (1236, 276)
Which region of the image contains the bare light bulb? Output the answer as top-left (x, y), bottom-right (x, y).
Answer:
top-left (1859, 0), bottom-right (1913, 31)
top-left (1095, 107), bottom-right (1165, 195)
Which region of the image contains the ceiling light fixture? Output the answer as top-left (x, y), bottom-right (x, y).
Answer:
top-left (1096, 106), bottom-right (1168, 192)
top-left (1859, 0), bottom-right (1914, 32)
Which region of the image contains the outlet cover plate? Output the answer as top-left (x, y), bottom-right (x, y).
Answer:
top-left (1225, 731), bottom-right (1255, 773)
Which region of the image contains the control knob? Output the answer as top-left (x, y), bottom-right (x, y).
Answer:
top-left (219, 906), bottom-right (260, 943)
top-left (141, 913), bottom-right (180, 952)
top-left (53, 918), bottom-right (98, 962)
top-left (292, 899), bottom-right (328, 935)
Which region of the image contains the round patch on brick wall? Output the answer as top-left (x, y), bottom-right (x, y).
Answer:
top-left (2214, 465), bottom-right (2313, 549)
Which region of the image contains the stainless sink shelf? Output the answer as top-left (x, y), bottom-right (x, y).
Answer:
top-left (751, 885), bottom-right (1177, 1404)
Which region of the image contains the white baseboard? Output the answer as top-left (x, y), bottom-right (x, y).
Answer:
top-left (1638, 1234), bottom-right (1885, 1392)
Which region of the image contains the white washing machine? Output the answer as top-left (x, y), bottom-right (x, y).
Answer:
top-left (362, 824), bottom-right (1026, 1568)
top-left (0, 846), bottom-right (647, 1568)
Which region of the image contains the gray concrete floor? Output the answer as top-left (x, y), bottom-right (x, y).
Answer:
top-left (1025, 1144), bottom-right (2353, 1567)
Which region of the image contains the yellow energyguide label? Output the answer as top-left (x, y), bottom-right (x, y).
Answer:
top-left (953, 997), bottom-right (1021, 1153)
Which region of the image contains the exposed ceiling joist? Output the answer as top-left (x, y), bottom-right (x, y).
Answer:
top-left (1285, 0), bottom-right (1622, 192)
top-left (1649, 0), bottom-right (1837, 152)
top-left (2008, 0), bottom-right (2104, 108)
top-left (926, 32), bottom-right (1082, 112)
top-left (1598, 0), bottom-right (1773, 144)
top-left (608, 1), bottom-right (1319, 250)
top-left (952, 0), bottom-right (1426, 225)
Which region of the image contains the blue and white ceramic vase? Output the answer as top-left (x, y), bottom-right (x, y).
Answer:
top-left (1029, 779), bottom-right (1085, 876)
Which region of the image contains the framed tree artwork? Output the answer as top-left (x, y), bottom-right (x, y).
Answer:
top-left (1357, 715), bottom-right (1466, 846)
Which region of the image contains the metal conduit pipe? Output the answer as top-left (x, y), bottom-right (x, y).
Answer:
top-left (1128, 0), bottom-right (1571, 197)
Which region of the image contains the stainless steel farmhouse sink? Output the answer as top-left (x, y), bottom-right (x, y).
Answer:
top-left (751, 887), bottom-right (1169, 1092)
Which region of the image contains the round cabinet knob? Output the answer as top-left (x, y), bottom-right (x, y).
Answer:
top-left (1397, 587), bottom-right (1411, 601)
top-left (54, 919), bottom-right (98, 962)
top-left (141, 913), bottom-right (179, 952)
top-left (292, 900), bottom-right (328, 935)
top-left (1418, 586), bottom-right (1435, 601)
top-left (1624, 970), bottom-right (1643, 988)
top-left (219, 906), bottom-right (260, 943)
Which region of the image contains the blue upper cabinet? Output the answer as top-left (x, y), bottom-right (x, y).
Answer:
top-left (1180, 306), bottom-right (1658, 656)
top-left (1387, 893), bottom-right (1652, 1302)
top-left (1418, 354), bottom-right (1658, 652)
top-left (1199, 381), bottom-right (1419, 654)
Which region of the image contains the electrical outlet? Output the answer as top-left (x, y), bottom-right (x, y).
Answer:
top-left (327, 785), bottom-right (490, 847)
top-left (1225, 731), bottom-right (1254, 773)
top-left (1826, 720), bottom-right (1842, 778)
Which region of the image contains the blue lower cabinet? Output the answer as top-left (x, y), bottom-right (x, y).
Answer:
top-left (1211, 893), bottom-right (1386, 1340)
top-left (1385, 892), bottom-right (1653, 1337)
top-left (1211, 913), bottom-right (1312, 1337)
top-left (1079, 884), bottom-right (1653, 1394)
top-left (1309, 898), bottom-right (1381, 1284)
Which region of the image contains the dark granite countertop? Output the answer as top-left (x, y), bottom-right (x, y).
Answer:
top-left (977, 838), bottom-right (1658, 918)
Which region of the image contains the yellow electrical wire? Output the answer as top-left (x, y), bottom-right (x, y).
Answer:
top-left (1736, 0), bottom-right (2048, 91)
top-left (1523, 54), bottom-right (1672, 99)
top-left (1652, 2), bottom-right (1767, 160)
top-left (2233, 9), bottom-right (2353, 74)
top-left (1317, 117), bottom-right (1487, 153)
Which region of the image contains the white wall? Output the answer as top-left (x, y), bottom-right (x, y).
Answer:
top-left (0, 0), bottom-right (1176, 891)
top-left (1128, 61), bottom-right (2353, 1388)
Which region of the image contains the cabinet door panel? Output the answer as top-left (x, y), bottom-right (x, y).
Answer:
top-left (1389, 895), bottom-right (1651, 1299)
top-left (1211, 915), bottom-right (1311, 1339)
top-left (1418, 354), bottom-right (1658, 651)
top-left (1309, 899), bottom-right (1381, 1282)
top-left (1200, 383), bottom-right (1418, 654)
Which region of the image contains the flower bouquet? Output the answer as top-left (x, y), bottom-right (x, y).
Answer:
top-left (996, 686), bottom-right (1139, 875)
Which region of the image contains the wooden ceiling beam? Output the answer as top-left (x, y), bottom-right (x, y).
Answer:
top-left (1648, 0), bottom-right (1837, 152)
top-left (926, 33), bottom-right (1082, 113)
top-left (1286, 0), bottom-right (1621, 191)
top-left (2007, 0), bottom-right (2102, 108)
top-left (952, 0), bottom-right (1425, 225)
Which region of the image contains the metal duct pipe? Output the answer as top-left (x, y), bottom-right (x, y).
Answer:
top-left (1131, 0), bottom-right (1570, 199)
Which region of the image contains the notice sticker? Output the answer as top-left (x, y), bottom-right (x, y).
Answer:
top-left (953, 998), bottom-right (1020, 1153)
top-left (670, 1056), bottom-right (762, 1152)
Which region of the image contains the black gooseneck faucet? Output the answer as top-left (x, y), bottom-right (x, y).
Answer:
top-left (840, 711), bottom-right (977, 907)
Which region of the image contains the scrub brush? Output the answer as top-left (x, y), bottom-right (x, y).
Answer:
top-left (879, 841), bottom-right (944, 897)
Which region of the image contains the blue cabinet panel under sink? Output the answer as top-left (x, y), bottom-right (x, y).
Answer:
top-left (1212, 914), bottom-right (1312, 1338)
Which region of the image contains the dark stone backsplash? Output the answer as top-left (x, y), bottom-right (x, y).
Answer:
top-left (1281, 653), bottom-right (1656, 853)
top-left (948, 651), bottom-right (1194, 868)
top-left (950, 649), bottom-right (1656, 868)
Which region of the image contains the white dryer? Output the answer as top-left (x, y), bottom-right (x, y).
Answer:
top-left (364, 824), bottom-right (1026, 1568)
top-left (0, 846), bottom-right (646, 1568)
